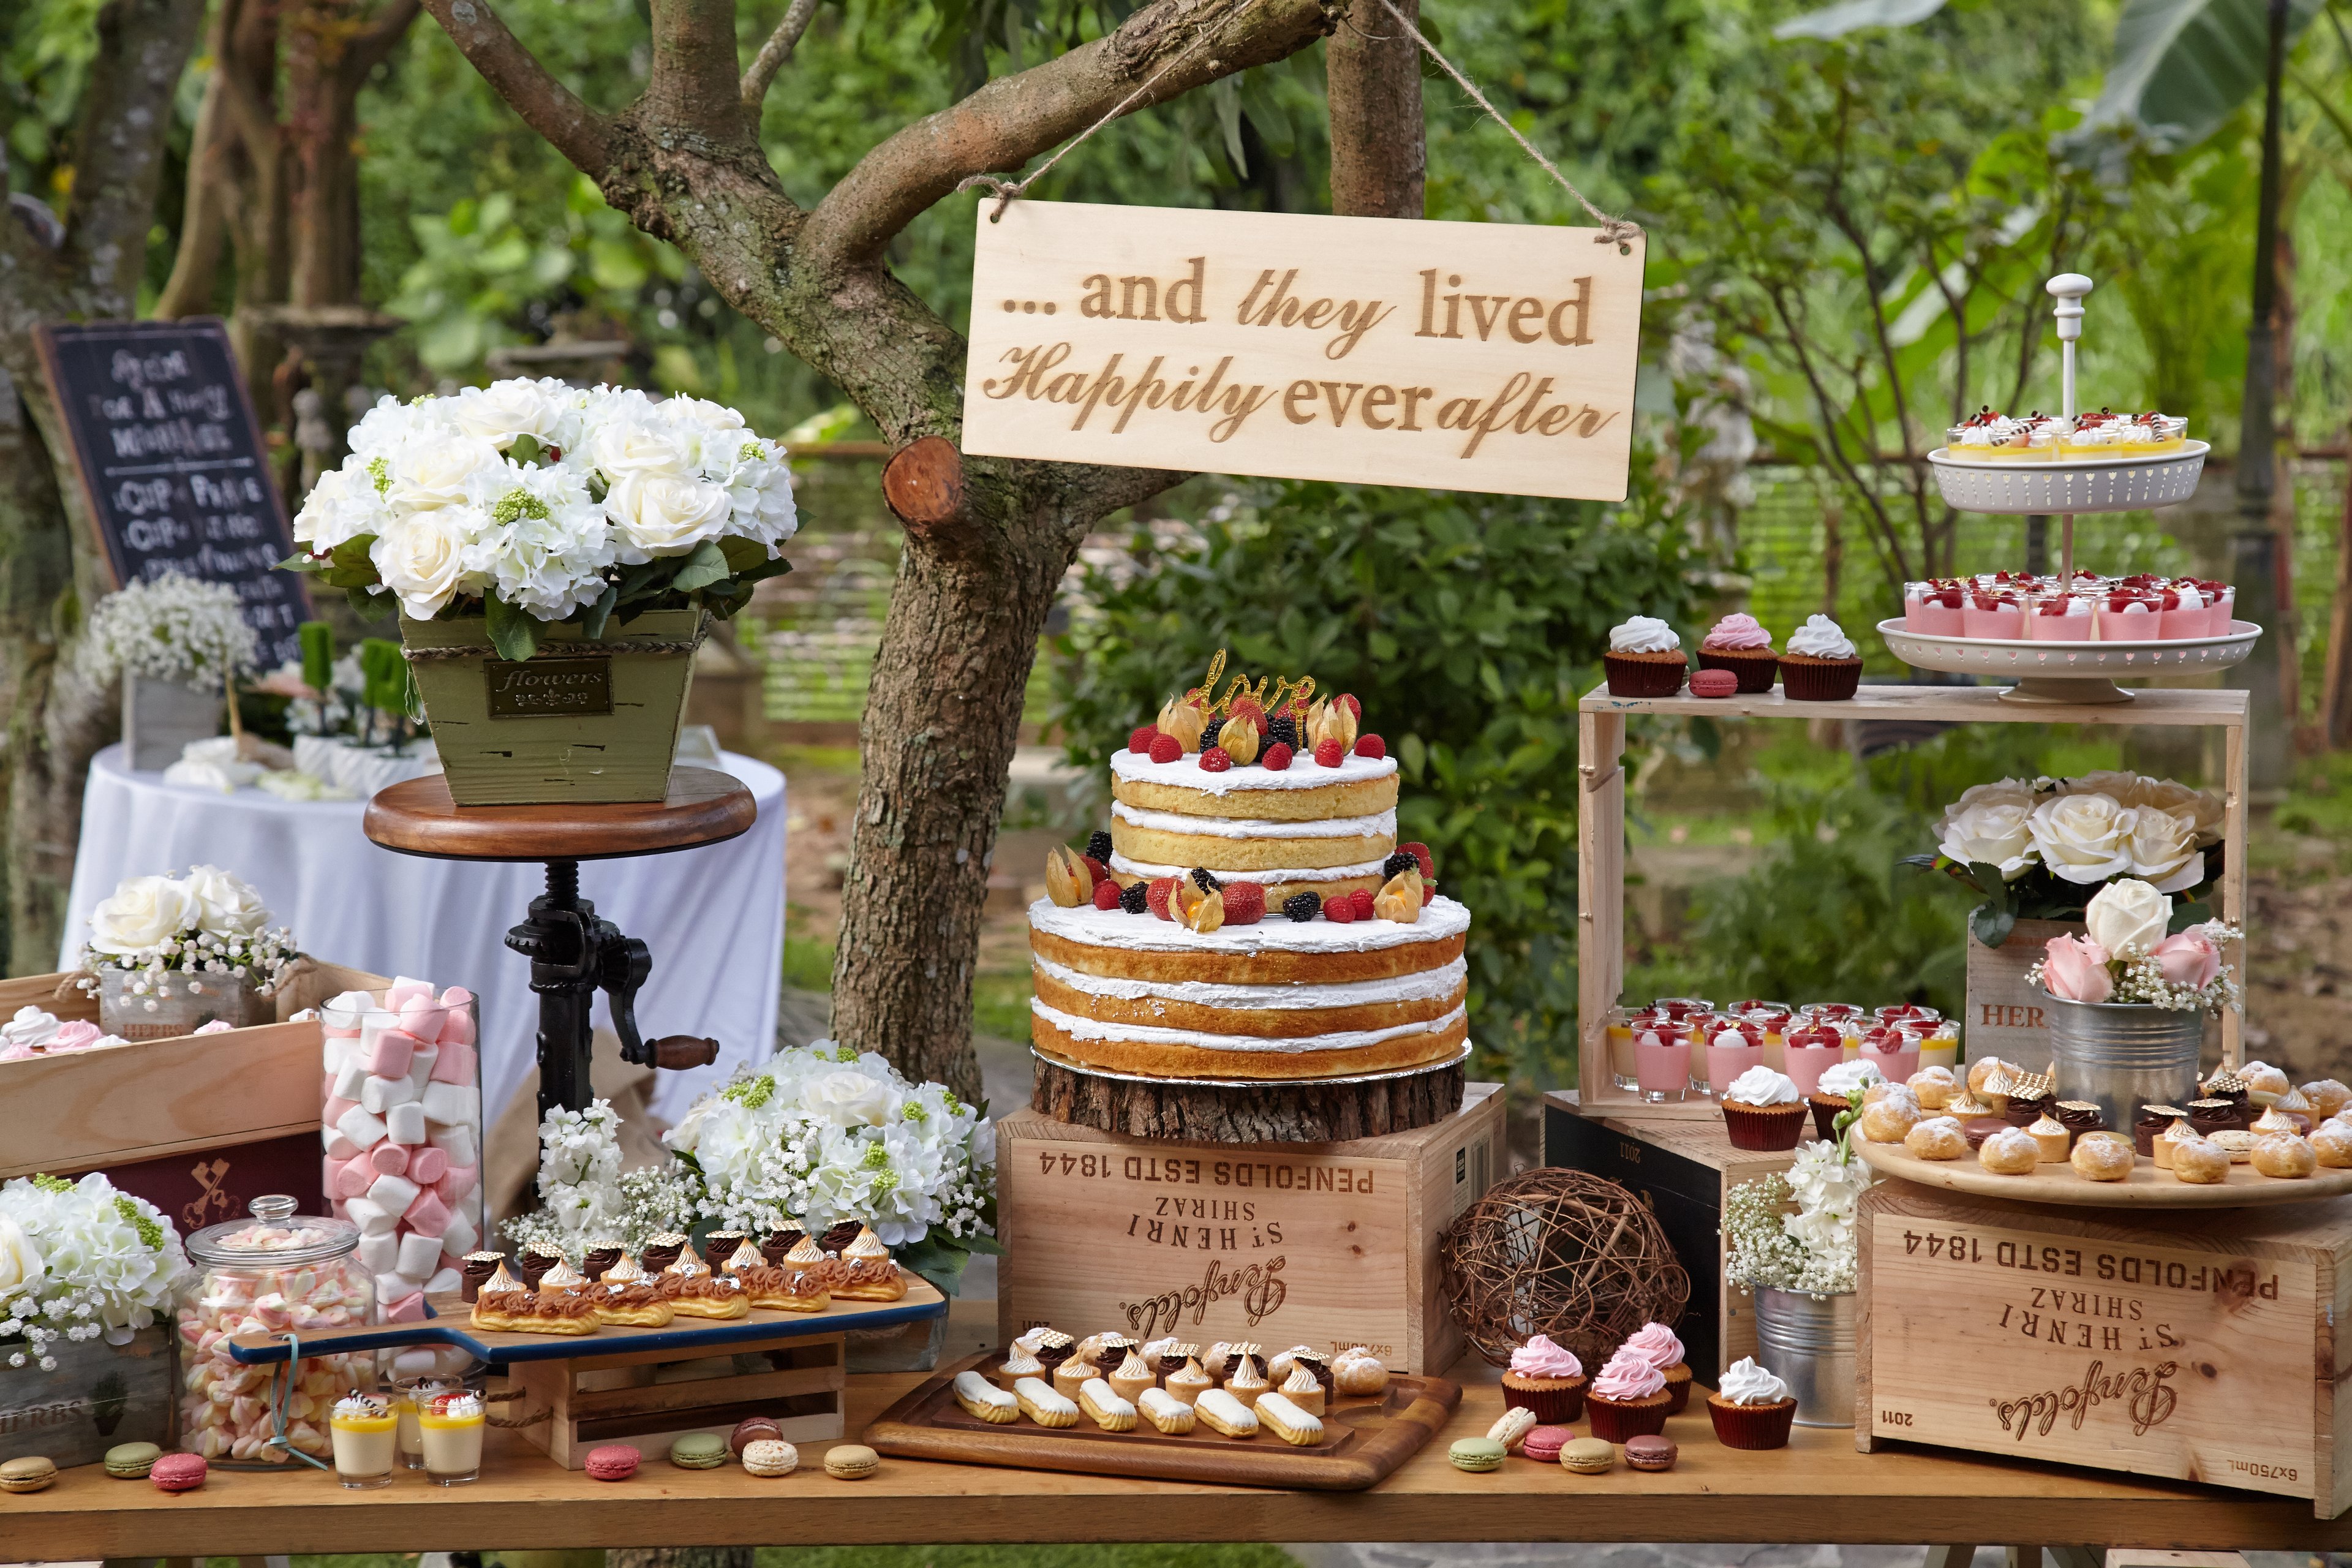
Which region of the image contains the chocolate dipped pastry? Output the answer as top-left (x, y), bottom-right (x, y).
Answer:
top-left (2054, 1101), bottom-right (2105, 1137)
top-left (760, 1227), bottom-right (805, 1267)
top-left (593, 1257), bottom-right (675, 1327)
top-left (703, 1231), bottom-right (749, 1268)
top-left (1156, 1342), bottom-right (1201, 1380)
top-left (2199, 1069), bottom-right (2249, 1110)
top-left (2187, 1098), bottom-right (2245, 1136)
top-left (659, 1251), bottom-right (751, 1319)
top-left (639, 1233), bottom-right (688, 1275)
top-left (516, 1247), bottom-right (564, 1289)
top-left (1025, 1329), bottom-right (1076, 1372)
top-left (834, 1225), bottom-right (907, 1302)
top-left (581, 1242), bottom-right (624, 1282)
top-left (459, 1251), bottom-right (506, 1304)
top-left (2136, 1104), bottom-right (2188, 1156)
top-left (821, 1220), bottom-right (864, 1254)
top-left (2001, 1087), bottom-right (2054, 1128)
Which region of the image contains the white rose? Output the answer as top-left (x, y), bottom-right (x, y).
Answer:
top-left (1936, 780), bottom-right (2040, 880)
top-left (88, 874), bottom-right (197, 956)
top-left (2084, 877), bottom-right (2171, 956)
top-left (2122, 806), bottom-right (2203, 892)
top-left (387, 435), bottom-right (503, 513)
top-left (448, 379), bottom-right (571, 448)
top-left (587, 413), bottom-right (694, 481)
top-left (801, 1070), bottom-right (900, 1128)
top-left (0, 1214), bottom-right (43, 1295)
top-left (606, 472), bottom-right (733, 559)
top-left (292, 464), bottom-right (385, 552)
top-left (371, 508), bottom-right (481, 620)
top-left (2027, 793), bottom-right (2135, 885)
top-left (179, 864), bottom-right (271, 936)
top-left (2060, 771), bottom-right (2144, 804)
top-left (2135, 778), bottom-right (2226, 847)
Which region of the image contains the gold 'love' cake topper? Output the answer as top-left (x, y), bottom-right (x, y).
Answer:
top-left (1180, 650), bottom-right (1316, 721)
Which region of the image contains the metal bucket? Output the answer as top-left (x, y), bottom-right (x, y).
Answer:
top-left (2040, 989), bottom-right (2206, 1135)
top-left (1754, 1287), bottom-right (1855, 1428)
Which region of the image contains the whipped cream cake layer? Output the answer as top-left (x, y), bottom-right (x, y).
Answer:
top-left (1107, 748), bottom-right (1400, 897)
top-left (1027, 897), bottom-right (1470, 1079)
top-left (1109, 748), bottom-right (1400, 822)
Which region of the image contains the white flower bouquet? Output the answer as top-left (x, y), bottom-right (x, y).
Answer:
top-left (0, 1172), bottom-right (190, 1370)
top-left (498, 1099), bottom-right (701, 1265)
top-left (1722, 1133), bottom-right (1871, 1298)
top-left (80, 573), bottom-right (258, 690)
top-left (76, 864), bottom-right (296, 992)
top-left (285, 379), bottom-right (797, 662)
top-left (666, 1043), bottom-right (1000, 1289)
top-left (1905, 771), bottom-right (2224, 947)
top-left (2028, 878), bottom-right (2242, 1014)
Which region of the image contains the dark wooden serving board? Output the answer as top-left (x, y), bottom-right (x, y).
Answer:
top-left (864, 1353), bottom-right (1459, 1490)
top-left (224, 1277), bottom-right (944, 1366)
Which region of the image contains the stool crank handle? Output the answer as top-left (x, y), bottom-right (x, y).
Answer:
top-left (647, 1035), bottom-right (720, 1071)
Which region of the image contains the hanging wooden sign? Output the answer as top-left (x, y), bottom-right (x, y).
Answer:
top-left (961, 202), bottom-right (1646, 502)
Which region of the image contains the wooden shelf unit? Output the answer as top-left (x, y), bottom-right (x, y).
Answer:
top-left (1575, 682), bottom-right (2250, 1119)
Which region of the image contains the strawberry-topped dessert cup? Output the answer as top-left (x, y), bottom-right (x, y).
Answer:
top-left (1856, 1023), bottom-right (1922, 1088)
top-left (1703, 1019), bottom-right (1766, 1096)
top-left (1961, 590), bottom-right (2025, 639)
top-left (1947, 407), bottom-right (2062, 461)
top-left (1779, 1022), bottom-right (1845, 1098)
top-left (2027, 592), bottom-right (2094, 641)
top-left (2097, 589), bottom-right (2161, 642)
top-left (2204, 581), bottom-right (2236, 632)
top-left (1904, 581), bottom-right (1967, 636)
top-left (2158, 582), bottom-right (2214, 640)
top-left (1633, 1022), bottom-right (1692, 1104)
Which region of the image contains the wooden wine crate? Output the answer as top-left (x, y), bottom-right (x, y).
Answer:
top-left (0, 961), bottom-right (389, 1179)
top-left (505, 1330), bottom-right (845, 1469)
top-left (995, 1083), bottom-right (1504, 1374)
top-left (1856, 1177), bottom-right (2352, 1518)
top-left (0, 1325), bottom-right (174, 1469)
top-left (1963, 916), bottom-right (2082, 1063)
top-left (1543, 1091), bottom-right (1798, 1379)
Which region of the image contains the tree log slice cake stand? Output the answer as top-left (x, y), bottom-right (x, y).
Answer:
top-left (1029, 1041), bottom-right (1469, 1142)
top-left (364, 766), bottom-right (756, 1118)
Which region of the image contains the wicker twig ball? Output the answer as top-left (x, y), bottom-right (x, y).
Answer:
top-left (1439, 1167), bottom-right (1691, 1369)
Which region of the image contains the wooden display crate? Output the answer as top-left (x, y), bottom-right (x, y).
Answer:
top-left (0, 1325), bottom-right (173, 1469)
top-left (1575, 684), bottom-right (2249, 1119)
top-left (1856, 1177), bottom-right (2352, 1517)
top-left (995, 1083), bottom-right (1504, 1374)
top-left (1542, 1091), bottom-right (1797, 1379)
top-left (506, 1329), bottom-right (846, 1469)
top-left (0, 961), bottom-right (389, 1179)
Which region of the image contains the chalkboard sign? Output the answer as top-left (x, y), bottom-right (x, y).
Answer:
top-left (33, 318), bottom-right (310, 668)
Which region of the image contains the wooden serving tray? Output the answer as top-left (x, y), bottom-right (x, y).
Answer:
top-left (225, 1277), bottom-right (945, 1365)
top-left (1858, 1139), bottom-right (2352, 1207)
top-left (864, 1352), bottom-right (1458, 1490)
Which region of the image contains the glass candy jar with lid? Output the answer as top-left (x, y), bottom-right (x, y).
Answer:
top-left (178, 1194), bottom-right (375, 1467)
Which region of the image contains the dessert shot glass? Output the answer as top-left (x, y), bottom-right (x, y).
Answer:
top-left (1633, 1026), bottom-right (1692, 1104)
top-left (417, 1385), bottom-right (486, 1486)
top-left (330, 1393), bottom-right (398, 1489)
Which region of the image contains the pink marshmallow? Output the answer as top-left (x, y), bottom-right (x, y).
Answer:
top-left (439, 986), bottom-right (473, 1009)
top-left (365, 1028), bottom-right (423, 1078)
top-left (334, 1159), bottom-right (374, 1199)
top-left (404, 1191), bottom-right (451, 1237)
top-left (408, 1145), bottom-right (448, 1185)
top-left (428, 1039), bottom-right (475, 1084)
top-left (368, 1141), bottom-right (409, 1177)
top-left (437, 1009), bottom-right (475, 1048)
top-left (398, 996), bottom-right (449, 1042)
top-left (435, 1164), bottom-right (478, 1204)
top-left (384, 1291), bottom-right (427, 1323)
top-left (386, 977), bottom-right (434, 1009)
top-left (322, 1095), bottom-right (359, 1126)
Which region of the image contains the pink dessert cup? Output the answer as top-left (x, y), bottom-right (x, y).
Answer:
top-left (1706, 1039), bottom-right (1767, 1095)
top-left (2097, 592), bottom-right (2160, 643)
top-left (2028, 594), bottom-right (2094, 641)
top-left (1634, 1035), bottom-right (1691, 1102)
top-left (1961, 594), bottom-right (2024, 639)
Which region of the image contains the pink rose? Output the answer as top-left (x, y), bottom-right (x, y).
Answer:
top-left (2150, 930), bottom-right (2220, 990)
top-left (2041, 933), bottom-right (2113, 1003)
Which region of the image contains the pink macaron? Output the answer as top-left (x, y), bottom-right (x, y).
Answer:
top-left (584, 1444), bottom-right (641, 1482)
top-left (1520, 1425), bottom-right (1575, 1464)
top-left (150, 1453), bottom-right (208, 1493)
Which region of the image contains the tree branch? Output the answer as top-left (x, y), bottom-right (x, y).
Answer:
top-left (1327, 0), bottom-right (1422, 217)
top-left (420, 0), bottom-right (613, 175)
top-left (65, 0), bottom-right (209, 312)
top-left (803, 0), bottom-right (1337, 270)
top-left (741, 0), bottom-right (820, 113)
top-left (645, 0), bottom-right (749, 147)
top-left (350, 0), bottom-right (424, 79)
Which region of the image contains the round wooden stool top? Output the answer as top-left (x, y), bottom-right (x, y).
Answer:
top-left (363, 767), bottom-right (758, 862)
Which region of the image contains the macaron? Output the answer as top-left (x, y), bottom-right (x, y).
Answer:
top-left (1520, 1425), bottom-right (1574, 1464)
top-left (1447, 1437), bottom-right (1506, 1474)
top-left (149, 1452), bottom-right (208, 1493)
top-left (1625, 1434), bottom-right (1678, 1472)
top-left (669, 1432), bottom-right (730, 1470)
top-left (823, 1443), bottom-right (880, 1480)
top-left (1561, 1437), bottom-right (1615, 1474)
top-left (584, 1444), bottom-right (641, 1482)
top-left (0, 1456), bottom-right (56, 1493)
top-left (729, 1415), bottom-right (783, 1455)
top-left (1689, 669), bottom-right (1739, 699)
top-left (741, 1439), bottom-right (797, 1477)
top-left (103, 1442), bottom-right (161, 1479)
top-left (1485, 1406), bottom-right (1537, 1453)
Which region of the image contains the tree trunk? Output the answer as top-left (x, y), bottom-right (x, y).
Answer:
top-left (1325, 0), bottom-right (1422, 219)
top-left (0, 373), bottom-right (74, 974)
top-left (1033, 1052), bottom-right (1465, 1140)
top-left (156, 66), bottom-right (233, 319)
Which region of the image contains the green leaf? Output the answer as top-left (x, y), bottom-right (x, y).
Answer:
top-left (508, 433), bottom-right (545, 467)
top-left (2168, 899), bottom-right (2212, 932)
top-left (330, 534), bottom-right (379, 570)
top-left (347, 586), bottom-right (394, 622)
top-left (718, 536), bottom-right (772, 574)
top-left (2094, 0), bottom-right (2323, 148)
top-left (581, 582), bottom-right (619, 641)
top-left (669, 539), bottom-right (731, 593)
top-left (483, 595), bottom-right (541, 663)
top-left (1967, 862), bottom-right (2014, 908)
top-left (1773, 0), bottom-right (1946, 40)
top-left (1970, 902), bottom-right (2017, 949)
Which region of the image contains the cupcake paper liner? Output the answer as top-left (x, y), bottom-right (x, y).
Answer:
top-left (1585, 1390), bottom-right (1672, 1442)
top-left (1603, 652), bottom-right (1688, 698)
top-left (1662, 1363), bottom-right (1693, 1415)
top-left (1777, 655), bottom-right (1862, 701)
top-left (1707, 1395), bottom-right (1798, 1450)
top-left (1722, 1099), bottom-right (1809, 1151)
top-left (1501, 1374), bottom-right (1587, 1425)
top-left (1697, 647), bottom-right (1779, 694)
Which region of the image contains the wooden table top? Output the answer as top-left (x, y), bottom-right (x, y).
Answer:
top-left (9, 1361), bottom-right (2348, 1554)
top-left (361, 767), bottom-right (756, 862)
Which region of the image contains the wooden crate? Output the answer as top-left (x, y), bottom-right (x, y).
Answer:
top-left (1964, 916), bottom-right (2084, 1062)
top-left (0, 1325), bottom-right (173, 1468)
top-left (0, 961), bottom-right (388, 1179)
top-left (507, 1330), bottom-right (845, 1469)
top-left (1857, 1177), bottom-right (2352, 1517)
top-left (995, 1083), bottom-right (1504, 1374)
top-left (1542, 1091), bottom-right (1798, 1379)
top-left (1575, 684), bottom-right (2250, 1120)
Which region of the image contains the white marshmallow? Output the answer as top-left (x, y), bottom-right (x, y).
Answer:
top-left (396, 1232), bottom-right (444, 1278)
top-left (364, 1172), bottom-right (420, 1215)
top-left (390, 1347), bottom-right (440, 1377)
top-left (335, 1104), bottom-right (388, 1151)
top-left (405, 1042), bottom-right (440, 1093)
top-left (332, 1058), bottom-right (369, 1101)
top-left (344, 1196), bottom-right (395, 1236)
top-left (360, 1073), bottom-right (417, 1114)
top-left (427, 1125), bottom-right (477, 1168)
top-left (440, 1210), bottom-right (478, 1257)
top-left (418, 1080), bottom-right (477, 1127)
top-left (322, 1126), bottom-right (360, 1161)
top-left (374, 1270), bottom-right (422, 1305)
top-left (383, 1101), bottom-right (428, 1146)
top-left (356, 1231), bottom-right (401, 1273)
top-left (425, 1267), bottom-right (462, 1295)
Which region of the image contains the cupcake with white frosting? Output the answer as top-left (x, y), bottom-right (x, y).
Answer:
top-left (1777, 614), bottom-right (1862, 701)
top-left (1603, 616), bottom-right (1688, 698)
top-left (1706, 1357), bottom-right (1798, 1449)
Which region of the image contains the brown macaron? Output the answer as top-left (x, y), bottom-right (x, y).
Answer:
top-left (729, 1416), bottom-right (783, 1456)
top-left (1624, 1434), bottom-right (1678, 1472)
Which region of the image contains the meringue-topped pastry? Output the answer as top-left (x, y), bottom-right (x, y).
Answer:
top-left (726, 1237), bottom-right (823, 1311)
top-left (2252, 1107), bottom-right (2302, 1136)
top-left (537, 1259), bottom-right (590, 1297)
top-left (1224, 1346), bottom-right (1270, 1401)
top-left (1052, 1355), bottom-right (1100, 1401)
top-left (1108, 1349), bottom-right (1156, 1406)
top-left (592, 1256), bottom-right (674, 1326)
top-left (1278, 1362), bottom-right (1326, 1417)
top-left (996, 1341), bottom-right (1045, 1393)
top-left (1164, 1356), bottom-right (1213, 1407)
top-left (724, 1240), bottom-right (767, 1273)
top-left (661, 1250), bottom-right (750, 1319)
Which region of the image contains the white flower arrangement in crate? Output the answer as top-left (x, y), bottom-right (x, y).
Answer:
top-left (0, 1173), bottom-right (189, 1370)
top-left (285, 379), bottom-right (798, 660)
top-left (75, 865), bottom-right (296, 1035)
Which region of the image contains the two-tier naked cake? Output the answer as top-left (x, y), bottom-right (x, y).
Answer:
top-left (1028, 658), bottom-right (1469, 1081)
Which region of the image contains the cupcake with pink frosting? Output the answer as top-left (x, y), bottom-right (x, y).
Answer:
top-left (1584, 1347), bottom-right (1672, 1441)
top-left (1619, 1320), bottom-right (1693, 1414)
top-left (1499, 1333), bottom-right (1586, 1423)
top-left (1697, 612), bottom-right (1779, 693)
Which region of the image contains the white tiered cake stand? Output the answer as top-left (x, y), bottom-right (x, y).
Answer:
top-left (1898, 273), bottom-right (2257, 706)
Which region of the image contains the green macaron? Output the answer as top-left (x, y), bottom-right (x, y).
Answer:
top-left (669, 1432), bottom-right (731, 1469)
top-left (1447, 1437), bottom-right (1507, 1473)
top-left (103, 1442), bottom-right (161, 1479)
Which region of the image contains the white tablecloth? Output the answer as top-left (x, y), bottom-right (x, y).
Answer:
top-left (64, 745), bottom-right (786, 1127)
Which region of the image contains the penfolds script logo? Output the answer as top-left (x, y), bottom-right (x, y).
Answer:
top-left (1990, 1358), bottom-right (2178, 1441)
top-left (1117, 1256), bottom-right (1287, 1339)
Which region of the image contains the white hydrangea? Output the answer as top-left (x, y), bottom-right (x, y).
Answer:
top-left (0, 1174), bottom-right (189, 1370)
